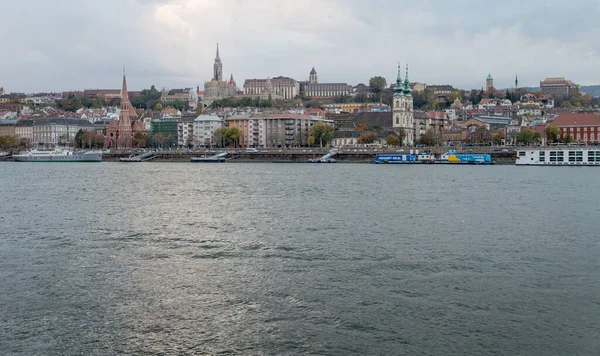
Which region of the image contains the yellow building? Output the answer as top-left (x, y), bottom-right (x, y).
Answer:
top-left (325, 102), bottom-right (389, 113)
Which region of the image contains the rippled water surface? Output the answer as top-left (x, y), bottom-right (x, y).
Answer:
top-left (1, 162), bottom-right (599, 355)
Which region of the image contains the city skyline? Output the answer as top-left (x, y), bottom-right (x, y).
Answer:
top-left (1, 0), bottom-right (600, 92)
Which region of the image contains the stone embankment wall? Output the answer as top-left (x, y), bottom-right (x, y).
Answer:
top-left (104, 151), bottom-right (517, 164)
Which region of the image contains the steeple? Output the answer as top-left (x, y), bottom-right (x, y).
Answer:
top-left (394, 62), bottom-right (404, 95)
top-left (213, 43), bottom-right (223, 81)
top-left (121, 68), bottom-right (129, 102)
top-left (515, 74), bottom-right (519, 88)
top-left (403, 64), bottom-right (412, 96)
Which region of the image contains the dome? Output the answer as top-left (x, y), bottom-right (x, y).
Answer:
top-left (486, 73), bottom-right (493, 80)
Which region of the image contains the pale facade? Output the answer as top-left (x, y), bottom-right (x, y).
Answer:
top-left (302, 67), bottom-right (352, 98)
top-left (177, 118), bottom-right (195, 147)
top-left (193, 115), bottom-right (223, 147)
top-left (392, 65), bottom-right (414, 145)
top-left (226, 114), bottom-right (327, 148)
top-left (29, 118), bottom-right (94, 146)
top-left (243, 76), bottom-right (299, 100)
top-left (203, 44), bottom-right (237, 104)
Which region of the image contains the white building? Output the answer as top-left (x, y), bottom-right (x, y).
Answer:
top-left (28, 118), bottom-right (94, 146)
top-left (193, 115), bottom-right (223, 147)
top-left (392, 64), bottom-right (414, 145)
top-left (177, 117), bottom-right (195, 147)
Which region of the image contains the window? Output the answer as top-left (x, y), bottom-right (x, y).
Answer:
top-left (518, 151), bottom-right (526, 157)
top-left (539, 151), bottom-right (545, 162)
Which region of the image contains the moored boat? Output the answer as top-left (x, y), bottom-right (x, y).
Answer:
top-left (372, 150), bottom-right (494, 164)
top-left (516, 148), bottom-right (600, 166)
top-left (13, 148), bottom-right (102, 162)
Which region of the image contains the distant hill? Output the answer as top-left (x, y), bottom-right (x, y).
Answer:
top-left (580, 85), bottom-right (600, 98)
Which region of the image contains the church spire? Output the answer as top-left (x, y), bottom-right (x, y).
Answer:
top-left (121, 68), bottom-right (129, 102)
top-left (213, 43), bottom-right (223, 81)
top-left (515, 74), bottom-right (519, 88)
top-left (403, 64), bottom-right (412, 96)
top-left (394, 62), bottom-right (404, 95)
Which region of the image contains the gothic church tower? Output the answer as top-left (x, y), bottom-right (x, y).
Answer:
top-left (213, 43), bottom-right (223, 81)
top-left (392, 64), bottom-right (414, 145)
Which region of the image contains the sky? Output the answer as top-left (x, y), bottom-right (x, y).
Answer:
top-left (1, 0), bottom-right (599, 93)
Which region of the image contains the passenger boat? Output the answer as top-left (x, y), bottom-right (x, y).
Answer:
top-left (13, 148), bottom-right (102, 162)
top-left (516, 148), bottom-right (600, 166)
top-left (372, 150), bottom-right (494, 165)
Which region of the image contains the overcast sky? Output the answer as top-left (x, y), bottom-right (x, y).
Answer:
top-left (1, 0), bottom-right (599, 93)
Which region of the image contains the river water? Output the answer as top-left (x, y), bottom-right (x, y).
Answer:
top-left (0, 162), bottom-right (598, 355)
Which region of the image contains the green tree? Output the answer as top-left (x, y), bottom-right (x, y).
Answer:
top-left (214, 127), bottom-right (228, 148)
top-left (224, 127), bottom-right (241, 147)
top-left (545, 125), bottom-right (561, 143)
top-left (516, 128), bottom-right (540, 145)
top-left (369, 76), bottom-right (387, 103)
top-left (564, 134), bottom-right (573, 144)
top-left (308, 122), bottom-right (334, 147)
top-left (74, 129), bottom-right (85, 148)
top-left (358, 132), bottom-right (377, 144)
top-left (155, 103), bottom-right (163, 111)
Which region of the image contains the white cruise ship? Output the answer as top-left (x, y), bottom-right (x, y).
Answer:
top-left (13, 148), bottom-right (102, 162)
top-left (516, 148), bottom-right (600, 166)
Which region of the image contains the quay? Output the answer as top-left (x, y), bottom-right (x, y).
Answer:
top-left (103, 147), bottom-right (518, 164)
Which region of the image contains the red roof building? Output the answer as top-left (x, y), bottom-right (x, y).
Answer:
top-left (551, 113), bottom-right (600, 142)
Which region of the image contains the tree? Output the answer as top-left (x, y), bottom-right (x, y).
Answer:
top-left (308, 122), bottom-right (334, 147)
top-left (224, 127), bottom-right (241, 147)
top-left (133, 131), bottom-right (149, 148)
top-left (516, 128), bottom-right (539, 145)
top-left (564, 134), bottom-right (573, 144)
top-left (153, 132), bottom-right (166, 148)
top-left (214, 127), bottom-right (228, 148)
top-left (492, 131), bottom-right (505, 145)
top-left (395, 128), bottom-right (406, 146)
top-left (74, 129), bottom-right (85, 148)
top-left (386, 134), bottom-right (401, 147)
top-left (545, 125), bottom-right (561, 143)
top-left (187, 132), bottom-right (194, 149)
top-left (154, 103), bottom-right (163, 111)
top-left (358, 132), bottom-right (377, 144)
top-left (356, 123), bottom-right (369, 132)
top-left (469, 126), bottom-right (491, 144)
top-left (418, 129), bottom-right (437, 146)
top-left (369, 76), bottom-right (387, 103)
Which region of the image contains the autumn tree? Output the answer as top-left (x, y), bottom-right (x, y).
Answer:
top-left (153, 132), bottom-right (166, 148)
top-left (545, 125), bottom-right (561, 143)
top-left (356, 123), bottom-right (368, 132)
top-left (492, 131), bottom-right (505, 145)
top-left (133, 131), bottom-right (149, 148)
top-left (358, 132), bottom-right (377, 144)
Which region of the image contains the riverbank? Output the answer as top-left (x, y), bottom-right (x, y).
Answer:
top-left (103, 151), bottom-right (517, 164)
